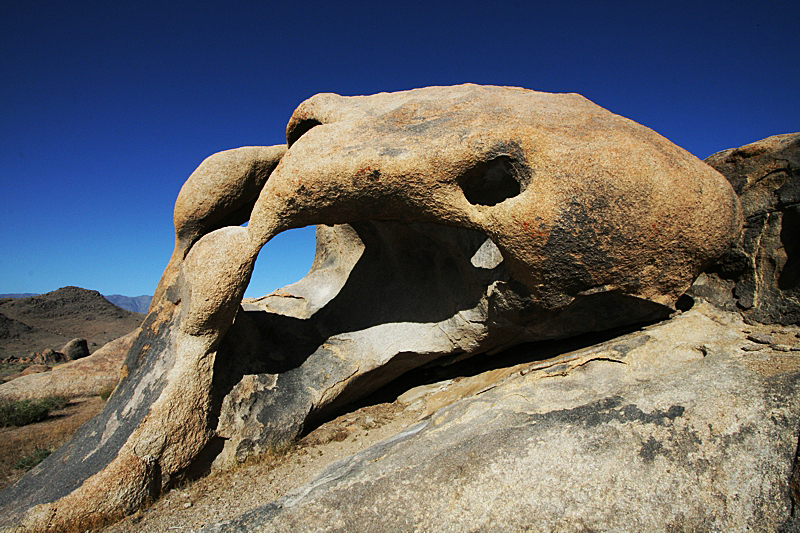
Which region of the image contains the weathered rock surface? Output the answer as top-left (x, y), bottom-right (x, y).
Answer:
top-left (690, 133), bottom-right (800, 325)
top-left (0, 85), bottom-right (741, 532)
top-left (0, 330), bottom-right (136, 401)
top-left (206, 303), bottom-right (800, 533)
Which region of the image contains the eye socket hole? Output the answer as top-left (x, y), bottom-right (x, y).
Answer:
top-left (458, 155), bottom-right (523, 206)
top-left (287, 118), bottom-right (322, 147)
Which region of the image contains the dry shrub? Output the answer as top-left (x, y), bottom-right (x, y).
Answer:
top-left (0, 396), bottom-right (68, 427)
top-left (15, 447), bottom-right (51, 471)
top-left (0, 397), bottom-right (104, 491)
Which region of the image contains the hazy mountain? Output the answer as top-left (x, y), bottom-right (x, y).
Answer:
top-left (103, 295), bottom-right (152, 314)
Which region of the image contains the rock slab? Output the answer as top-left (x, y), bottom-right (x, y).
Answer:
top-left (207, 303), bottom-right (800, 533)
top-left (0, 330), bottom-right (137, 401)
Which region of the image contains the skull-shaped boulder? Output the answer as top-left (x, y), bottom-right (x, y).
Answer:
top-left (0, 85), bottom-right (741, 532)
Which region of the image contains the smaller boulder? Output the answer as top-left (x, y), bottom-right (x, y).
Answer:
top-left (32, 349), bottom-right (63, 365)
top-left (59, 338), bottom-right (89, 361)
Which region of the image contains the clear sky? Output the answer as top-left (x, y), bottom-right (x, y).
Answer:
top-left (2, 0), bottom-right (798, 298)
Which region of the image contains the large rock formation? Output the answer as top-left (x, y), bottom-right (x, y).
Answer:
top-left (689, 133), bottom-right (800, 325)
top-left (0, 85), bottom-right (740, 532)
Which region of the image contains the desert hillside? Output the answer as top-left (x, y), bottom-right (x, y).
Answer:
top-left (0, 287), bottom-right (144, 361)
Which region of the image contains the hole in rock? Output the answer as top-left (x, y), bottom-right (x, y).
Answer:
top-left (244, 226), bottom-right (317, 299)
top-left (198, 220), bottom-right (674, 475)
top-left (675, 294), bottom-right (694, 312)
top-left (458, 155), bottom-right (523, 206)
top-left (287, 118), bottom-right (322, 147)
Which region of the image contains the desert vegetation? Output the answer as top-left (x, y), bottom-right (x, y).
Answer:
top-left (14, 447), bottom-right (52, 471)
top-left (0, 395), bottom-right (68, 427)
top-left (0, 396), bottom-right (70, 474)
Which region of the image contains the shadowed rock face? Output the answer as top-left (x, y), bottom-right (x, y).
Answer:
top-left (0, 85), bottom-right (741, 532)
top-left (689, 133), bottom-right (800, 325)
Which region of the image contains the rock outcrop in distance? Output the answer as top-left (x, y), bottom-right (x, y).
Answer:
top-left (689, 133), bottom-right (800, 326)
top-left (0, 85), bottom-right (751, 532)
top-left (0, 330), bottom-right (138, 401)
top-left (2, 338), bottom-right (90, 374)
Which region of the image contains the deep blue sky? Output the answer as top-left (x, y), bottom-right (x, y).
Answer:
top-left (2, 0), bottom-right (798, 298)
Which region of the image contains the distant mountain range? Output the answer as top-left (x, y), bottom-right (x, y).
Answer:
top-left (0, 292), bottom-right (151, 314)
top-left (102, 295), bottom-right (152, 314)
